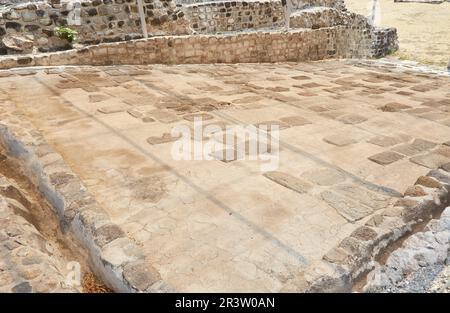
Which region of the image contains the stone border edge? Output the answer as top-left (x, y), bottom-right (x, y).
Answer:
top-left (0, 25), bottom-right (381, 70)
top-left (307, 168), bottom-right (450, 292)
top-left (2, 106), bottom-right (449, 293)
top-left (0, 118), bottom-right (171, 293)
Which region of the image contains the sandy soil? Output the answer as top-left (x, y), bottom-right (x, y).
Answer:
top-left (345, 0), bottom-right (450, 69)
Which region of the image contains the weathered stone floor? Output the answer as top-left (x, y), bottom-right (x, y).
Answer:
top-left (0, 60), bottom-right (449, 291)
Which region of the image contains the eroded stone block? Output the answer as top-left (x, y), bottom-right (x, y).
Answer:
top-left (334, 184), bottom-right (391, 210)
top-left (368, 151), bottom-right (404, 165)
top-left (379, 102), bottom-right (412, 112)
top-left (368, 134), bottom-right (410, 147)
top-left (98, 104), bottom-right (128, 114)
top-left (323, 134), bottom-right (357, 147)
top-left (263, 171), bottom-right (312, 194)
top-left (415, 176), bottom-right (442, 188)
top-left (350, 226), bottom-right (378, 241)
top-left (149, 110), bottom-right (179, 123)
top-left (404, 185), bottom-right (427, 197)
top-left (392, 139), bottom-right (437, 156)
top-left (123, 261), bottom-right (161, 291)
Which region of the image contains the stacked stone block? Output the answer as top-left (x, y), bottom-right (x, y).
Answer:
top-left (0, 0), bottom-right (189, 54)
top-left (0, 26), bottom-right (377, 69)
top-left (290, 0), bottom-right (345, 10)
top-left (290, 7), bottom-right (350, 29)
top-left (371, 27), bottom-right (399, 58)
top-left (185, 0), bottom-right (285, 34)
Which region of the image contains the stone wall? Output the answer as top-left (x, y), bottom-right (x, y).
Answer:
top-left (0, 0), bottom-right (189, 54)
top-left (0, 0), bottom-right (42, 8)
top-left (290, 0), bottom-right (345, 10)
top-left (182, 0), bottom-right (352, 34)
top-left (0, 26), bottom-right (376, 69)
top-left (184, 0), bottom-right (285, 34)
top-left (175, 0), bottom-right (345, 8)
top-left (0, 0), bottom-right (358, 54)
top-left (371, 27), bottom-right (398, 58)
top-left (290, 7), bottom-right (349, 29)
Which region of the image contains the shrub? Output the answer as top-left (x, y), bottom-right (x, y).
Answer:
top-left (54, 27), bottom-right (78, 43)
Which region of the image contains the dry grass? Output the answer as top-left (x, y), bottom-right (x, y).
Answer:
top-left (345, 0), bottom-right (450, 69)
top-left (82, 272), bottom-right (112, 293)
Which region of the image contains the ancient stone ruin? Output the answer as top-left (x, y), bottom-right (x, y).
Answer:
top-left (0, 0), bottom-right (398, 67)
top-left (0, 0), bottom-right (449, 296)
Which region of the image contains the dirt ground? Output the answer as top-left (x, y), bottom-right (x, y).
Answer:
top-left (345, 0), bottom-right (450, 69)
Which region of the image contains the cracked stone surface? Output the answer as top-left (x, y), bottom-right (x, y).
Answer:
top-left (0, 60), bottom-right (449, 291)
top-left (392, 139), bottom-right (437, 156)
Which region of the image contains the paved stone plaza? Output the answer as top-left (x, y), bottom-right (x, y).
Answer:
top-left (0, 60), bottom-right (449, 291)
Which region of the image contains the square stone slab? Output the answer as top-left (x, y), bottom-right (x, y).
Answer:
top-left (392, 139), bottom-right (437, 156)
top-left (436, 146), bottom-right (450, 158)
top-left (410, 153), bottom-right (450, 169)
top-left (149, 110), bottom-right (180, 123)
top-left (254, 120), bottom-right (290, 131)
top-left (263, 171), bottom-right (312, 194)
top-left (379, 102), bottom-right (412, 112)
top-left (368, 151), bottom-right (405, 165)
